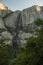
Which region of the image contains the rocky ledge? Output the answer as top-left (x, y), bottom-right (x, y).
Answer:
top-left (0, 3), bottom-right (43, 47)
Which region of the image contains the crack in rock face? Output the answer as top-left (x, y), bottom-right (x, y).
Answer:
top-left (12, 13), bottom-right (23, 48)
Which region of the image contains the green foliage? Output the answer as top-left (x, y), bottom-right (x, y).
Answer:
top-left (34, 18), bottom-right (43, 26)
top-left (0, 44), bottom-right (10, 65)
top-left (0, 28), bottom-right (6, 32)
top-left (10, 18), bottom-right (43, 65)
top-left (0, 18), bottom-right (43, 65)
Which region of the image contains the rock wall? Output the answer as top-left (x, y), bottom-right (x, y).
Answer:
top-left (0, 5), bottom-right (43, 47)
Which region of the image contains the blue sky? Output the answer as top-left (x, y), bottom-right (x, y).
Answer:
top-left (0, 0), bottom-right (43, 11)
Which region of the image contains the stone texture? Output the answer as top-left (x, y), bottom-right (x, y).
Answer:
top-left (0, 5), bottom-right (43, 47)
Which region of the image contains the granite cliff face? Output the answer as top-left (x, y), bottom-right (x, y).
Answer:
top-left (0, 3), bottom-right (43, 47)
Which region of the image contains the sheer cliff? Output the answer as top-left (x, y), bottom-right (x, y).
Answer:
top-left (0, 3), bottom-right (43, 47)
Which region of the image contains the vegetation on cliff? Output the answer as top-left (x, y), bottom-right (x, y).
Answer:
top-left (0, 18), bottom-right (43, 65)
